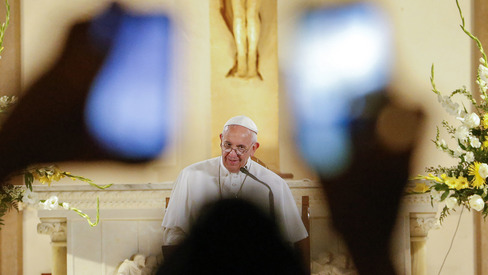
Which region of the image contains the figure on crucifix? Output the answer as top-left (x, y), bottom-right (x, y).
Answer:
top-left (221, 0), bottom-right (263, 80)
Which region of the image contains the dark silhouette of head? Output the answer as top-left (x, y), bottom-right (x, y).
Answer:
top-left (157, 199), bottom-right (306, 275)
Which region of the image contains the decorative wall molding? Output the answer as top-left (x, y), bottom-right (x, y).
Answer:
top-left (403, 193), bottom-right (432, 205)
top-left (31, 181), bottom-right (323, 210)
top-left (32, 183), bottom-right (174, 210)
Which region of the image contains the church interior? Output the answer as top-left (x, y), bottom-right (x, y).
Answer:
top-left (0, 0), bottom-right (486, 274)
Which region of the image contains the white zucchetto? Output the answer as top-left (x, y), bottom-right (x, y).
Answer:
top-left (223, 115), bottom-right (258, 134)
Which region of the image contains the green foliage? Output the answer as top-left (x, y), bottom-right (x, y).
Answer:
top-left (0, 185), bottom-right (23, 230)
top-left (0, 0), bottom-right (10, 56)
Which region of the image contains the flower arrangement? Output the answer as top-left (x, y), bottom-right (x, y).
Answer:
top-left (1, 165), bottom-right (111, 227)
top-left (410, 0), bottom-right (488, 223)
top-left (0, 0), bottom-right (111, 228)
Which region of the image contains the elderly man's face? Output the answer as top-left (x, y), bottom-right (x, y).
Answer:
top-left (220, 125), bottom-right (259, 173)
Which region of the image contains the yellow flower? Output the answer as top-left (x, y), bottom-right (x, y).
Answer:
top-left (38, 175), bottom-right (50, 185)
top-left (483, 139), bottom-right (488, 150)
top-left (481, 136), bottom-right (488, 150)
top-left (411, 183), bottom-right (430, 193)
top-left (483, 113), bottom-right (488, 128)
top-left (454, 176), bottom-right (470, 190)
top-left (414, 173), bottom-right (443, 183)
top-left (469, 162), bottom-right (487, 188)
top-left (27, 165), bottom-right (68, 186)
top-left (51, 171), bottom-right (62, 181)
top-left (444, 176), bottom-right (458, 189)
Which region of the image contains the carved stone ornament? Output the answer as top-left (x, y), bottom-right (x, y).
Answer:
top-left (37, 221), bottom-right (67, 242)
top-left (410, 213), bottom-right (439, 238)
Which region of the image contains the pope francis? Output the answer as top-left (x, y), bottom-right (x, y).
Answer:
top-left (161, 115), bottom-right (308, 245)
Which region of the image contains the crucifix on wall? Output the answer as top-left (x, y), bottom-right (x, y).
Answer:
top-left (221, 0), bottom-right (263, 80)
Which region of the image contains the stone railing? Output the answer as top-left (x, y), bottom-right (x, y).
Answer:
top-left (33, 181), bottom-right (436, 275)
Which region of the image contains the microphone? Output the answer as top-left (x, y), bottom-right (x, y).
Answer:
top-left (240, 167), bottom-right (275, 218)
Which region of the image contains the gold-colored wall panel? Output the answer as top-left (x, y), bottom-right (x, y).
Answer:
top-left (474, 2), bottom-right (488, 274)
top-left (0, 0), bottom-right (22, 273)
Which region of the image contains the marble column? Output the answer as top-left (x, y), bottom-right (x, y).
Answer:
top-left (37, 218), bottom-right (67, 275)
top-left (410, 213), bottom-right (437, 275)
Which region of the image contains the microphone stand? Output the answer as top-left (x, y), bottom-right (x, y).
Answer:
top-left (240, 167), bottom-right (275, 219)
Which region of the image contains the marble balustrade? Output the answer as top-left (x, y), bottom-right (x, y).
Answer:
top-left (33, 181), bottom-right (435, 275)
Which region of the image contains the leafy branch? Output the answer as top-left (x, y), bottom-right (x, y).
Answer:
top-left (456, 0), bottom-right (487, 67)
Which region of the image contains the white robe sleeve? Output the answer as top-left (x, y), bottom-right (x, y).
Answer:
top-left (277, 180), bottom-right (309, 243)
top-left (161, 169), bottom-right (192, 245)
top-left (162, 227), bottom-right (186, 245)
top-left (250, 162), bottom-right (308, 244)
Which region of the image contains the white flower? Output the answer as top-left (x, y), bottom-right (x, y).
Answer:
top-left (0, 96), bottom-right (9, 108)
top-left (443, 100), bottom-right (461, 116)
top-left (438, 95), bottom-right (461, 116)
top-left (454, 146), bottom-right (465, 157)
top-left (445, 196), bottom-right (458, 209)
top-left (431, 189), bottom-right (443, 201)
top-left (437, 93), bottom-right (443, 103)
top-left (478, 78), bottom-right (488, 93)
top-left (468, 194), bottom-right (485, 211)
top-left (42, 196), bottom-right (59, 210)
top-left (22, 190), bottom-right (39, 205)
top-left (455, 126), bottom-right (470, 143)
top-left (479, 163), bottom-right (488, 179)
top-left (0, 95), bottom-right (17, 110)
top-left (471, 137), bottom-right (482, 148)
top-left (480, 64), bottom-right (488, 83)
top-left (462, 113), bottom-right (481, 128)
top-left (437, 139), bottom-right (447, 148)
top-left (62, 202), bottom-right (70, 210)
top-left (465, 151), bottom-right (475, 162)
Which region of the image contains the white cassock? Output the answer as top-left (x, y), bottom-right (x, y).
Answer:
top-left (161, 157), bottom-right (308, 245)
